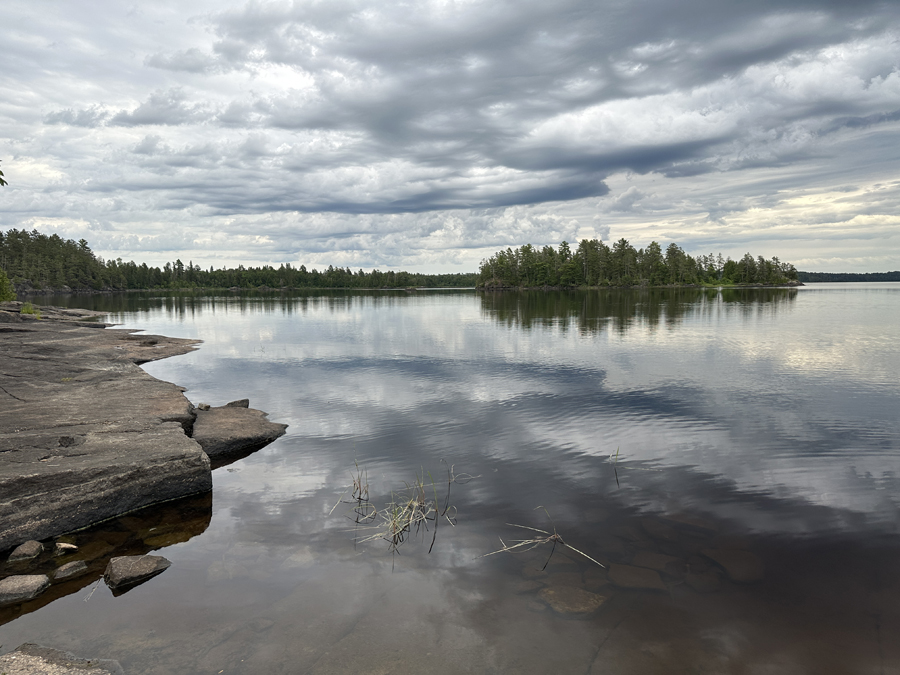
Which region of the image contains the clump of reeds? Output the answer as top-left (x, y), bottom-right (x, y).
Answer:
top-left (482, 507), bottom-right (606, 570)
top-left (331, 460), bottom-right (476, 555)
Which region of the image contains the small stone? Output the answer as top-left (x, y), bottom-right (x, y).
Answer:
top-left (0, 575), bottom-right (50, 606)
top-left (54, 560), bottom-right (90, 581)
top-left (8, 540), bottom-right (44, 562)
top-left (607, 563), bottom-right (667, 591)
top-left (630, 551), bottom-right (682, 572)
top-left (197, 403), bottom-right (211, 411)
top-left (701, 549), bottom-right (764, 583)
top-left (104, 555), bottom-right (171, 591)
top-left (513, 580), bottom-right (544, 594)
top-left (538, 586), bottom-right (606, 615)
top-left (684, 571), bottom-right (721, 593)
top-left (225, 398), bottom-right (250, 408)
top-left (54, 542), bottom-right (79, 556)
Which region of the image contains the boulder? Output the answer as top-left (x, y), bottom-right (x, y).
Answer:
top-left (607, 563), bottom-right (667, 591)
top-left (54, 560), bottom-right (90, 581)
top-left (0, 575), bottom-right (50, 606)
top-left (225, 398), bottom-right (250, 408)
top-left (538, 586), bottom-right (607, 615)
top-left (191, 404), bottom-right (287, 460)
top-left (701, 548), bottom-right (764, 583)
top-left (8, 540), bottom-right (44, 562)
top-left (0, 643), bottom-right (123, 675)
top-left (104, 555), bottom-right (171, 592)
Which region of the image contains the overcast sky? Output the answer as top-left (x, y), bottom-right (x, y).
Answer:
top-left (2, 1), bottom-right (899, 272)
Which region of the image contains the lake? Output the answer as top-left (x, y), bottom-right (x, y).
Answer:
top-left (3, 284), bottom-right (899, 674)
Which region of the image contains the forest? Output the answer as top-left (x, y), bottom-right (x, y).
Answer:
top-left (478, 239), bottom-right (798, 288)
top-left (0, 229), bottom-right (477, 292)
top-left (797, 271), bottom-right (900, 282)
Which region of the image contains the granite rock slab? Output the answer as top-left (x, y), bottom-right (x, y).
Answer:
top-left (0, 308), bottom-right (211, 551)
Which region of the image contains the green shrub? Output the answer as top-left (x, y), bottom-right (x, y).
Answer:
top-left (20, 302), bottom-right (41, 319)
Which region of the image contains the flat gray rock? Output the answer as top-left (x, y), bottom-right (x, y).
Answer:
top-left (8, 540), bottom-right (43, 562)
top-left (0, 316), bottom-right (212, 551)
top-left (0, 643), bottom-right (123, 675)
top-left (192, 404), bottom-right (287, 459)
top-left (0, 574), bottom-right (50, 606)
top-left (104, 554), bottom-right (171, 591)
top-left (54, 560), bottom-right (90, 581)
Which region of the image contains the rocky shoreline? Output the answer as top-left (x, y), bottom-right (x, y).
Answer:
top-left (0, 301), bottom-right (287, 553)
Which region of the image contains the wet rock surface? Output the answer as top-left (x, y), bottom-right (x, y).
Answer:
top-left (192, 403), bottom-right (288, 461)
top-left (0, 304), bottom-right (286, 555)
top-left (0, 643), bottom-right (123, 675)
top-left (0, 575), bottom-right (50, 607)
top-left (0, 306), bottom-right (211, 551)
top-left (7, 541), bottom-right (43, 563)
top-left (104, 555), bottom-right (171, 592)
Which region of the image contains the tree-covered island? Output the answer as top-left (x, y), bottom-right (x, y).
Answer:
top-left (478, 239), bottom-right (799, 288)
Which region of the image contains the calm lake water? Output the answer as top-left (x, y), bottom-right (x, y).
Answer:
top-left (3, 284), bottom-right (900, 674)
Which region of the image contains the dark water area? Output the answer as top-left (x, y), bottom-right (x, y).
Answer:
top-left (4, 284), bottom-right (900, 673)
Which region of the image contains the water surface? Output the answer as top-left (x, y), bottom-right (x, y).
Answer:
top-left (3, 284), bottom-right (899, 673)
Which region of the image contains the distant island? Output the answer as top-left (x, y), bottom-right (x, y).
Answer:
top-left (478, 239), bottom-right (799, 288)
top-left (797, 271), bottom-right (900, 282)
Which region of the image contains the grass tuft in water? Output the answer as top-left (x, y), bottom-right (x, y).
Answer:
top-left (482, 506), bottom-right (606, 570)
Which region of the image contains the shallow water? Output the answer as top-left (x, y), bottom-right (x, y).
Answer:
top-left (3, 284), bottom-right (900, 674)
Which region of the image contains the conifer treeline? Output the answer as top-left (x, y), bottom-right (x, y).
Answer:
top-left (478, 239), bottom-right (798, 288)
top-left (0, 229), bottom-right (477, 291)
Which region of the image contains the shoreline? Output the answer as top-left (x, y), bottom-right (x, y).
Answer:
top-left (0, 301), bottom-right (287, 554)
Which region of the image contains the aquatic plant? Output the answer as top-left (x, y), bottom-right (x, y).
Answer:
top-left (482, 507), bottom-right (606, 570)
top-left (332, 461), bottom-right (476, 555)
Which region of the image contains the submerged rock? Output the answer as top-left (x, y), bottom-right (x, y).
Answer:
top-left (104, 555), bottom-right (171, 592)
top-left (538, 586), bottom-right (607, 615)
top-left (607, 563), bottom-right (667, 591)
top-left (701, 548), bottom-right (764, 583)
top-left (0, 643), bottom-right (123, 675)
top-left (54, 560), bottom-right (90, 581)
top-left (0, 575), bottom-right (50, 606)
top-left (630, 551), bottom-right (682, 573)
top-left (684, 571), bottom-right (722, 593)
top-left (7, 540), bottom-right (43, 563)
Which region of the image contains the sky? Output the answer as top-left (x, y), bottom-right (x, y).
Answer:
top-left (1, 0), bottom-right (899, 273)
